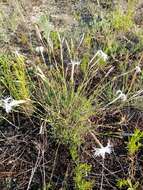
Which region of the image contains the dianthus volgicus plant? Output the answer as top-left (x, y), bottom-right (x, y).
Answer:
top-left (90, 132), bottom-right (113, 159)
top-left (69, 60), bottom-right (81, 83)
top-left (90, 131), bottom-right (113, 190)
top-left (89, 50), bottom-right (108, 65)
top-left (93, 140), bottom-right (112, 159)
top-left (105, 90), bottom-right (127, 107)
top-left (0, 96), bottom-right (27, 113)
top-left (35, 46), bottom-right (46, 64)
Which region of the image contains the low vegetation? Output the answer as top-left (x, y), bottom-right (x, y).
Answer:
top-left (0, 0), bottom-right (143, 189)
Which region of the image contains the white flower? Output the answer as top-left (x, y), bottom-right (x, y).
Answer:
top-left (116, 90), bottom-right (127, 101)
top-left (96, 50), bottom-right (108, 61)
top-left (35, 46), bottom-right (44, 53)
top-left (69, 60), bottom-right (81, 66)
top-left (36, 46), bottom-right (46, 64)
top-left (93, 140), bottom-right (112, 159)
top-left (69, 60), bottom-right (81, 82)
top-left (0, 97), bottom-right (27, 113)
top-left (135, 66), bottom-right (141, 74)
top-left (105, 90), bottom-right (127, 107)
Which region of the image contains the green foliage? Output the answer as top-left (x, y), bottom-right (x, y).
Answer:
top-left (0, 54), bottom-right (19, 97)
top-left (38, 14), bottom-right (54, 40)
top-left (37, 65), bottom-right (93, 146)
top-left (70, 145), bottom-right (79, 162)
top-left (50, 31), bottom-right (60, 49)
top-left (74, 163), bottom-right (93, 190)
top-left (0, 53), bottom-right (32, 113)
top-left (128, 128), bottom-right (143, 156)
top-left (112, 9), bottom-right (134, 32)
top-left (117, 178), bottom-right (139, 190)
top-left (81, 53), bottom-right (90, 74)
top-left (111, 0), bottom-right (138, 32)
top-left (0, 54), bottom-right (30, 99)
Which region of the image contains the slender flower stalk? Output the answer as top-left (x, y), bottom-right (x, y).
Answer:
top-left (130, 89), bottom-right (143, 100)
top-left (105, 90), bottom-right (127, 107)
top-left (89, 50), bottom-right (108, 68)
top-left (0, 97), bottom-right (27, 113)
top-left (36, 66), bottom-right (46, 80)
top-left (90, 131), bottom-right (112, 190)
top-left (127, 66), bottom-right (142, 95)
top-left (36, 46), bottom-right (46, 64)
top-left (69, 60), bottom-right (81, 82)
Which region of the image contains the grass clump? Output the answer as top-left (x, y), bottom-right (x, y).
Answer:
top-left (33, 31), bottom-right (106, 189)
top-left (35, 57), bottom-right (93, 147)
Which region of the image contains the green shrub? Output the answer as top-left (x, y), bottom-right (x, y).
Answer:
top-left (128, 128), bottom-right (143, 156)
top-left (74, 163), bottom-right (93, 190)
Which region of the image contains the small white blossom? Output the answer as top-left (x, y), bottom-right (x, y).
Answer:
top-left (36, 46), bottom-right (46, 64)
top-left (135, 66), bottom-right (141, 74)
top-left (69, 60), bottom-right (81, 82)
top-left (35, 46), bottom-right (44, 53)
top-left (97, 50), bottom-right (108, 61)
top-left (0, 97), bottom-right (27, 113)
top-left (69, 60), bottom-right (81, 66)
top-left (93, 140), bottom-right (112, 159)
top-left (15, 50), bottom-right (20, 56)
top-left (116, 90), bottom-right (127, 101)
top-left (105, 90), bottom-right (127, 107)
